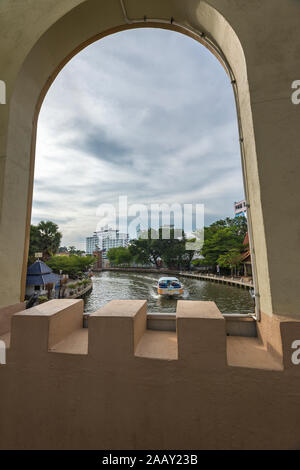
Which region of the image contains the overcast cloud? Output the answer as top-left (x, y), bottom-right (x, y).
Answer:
top-left (32, 28), bottom-right (244, 249)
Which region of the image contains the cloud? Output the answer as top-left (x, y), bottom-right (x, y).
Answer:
top-left (33, 28), bottom-right (244, 249)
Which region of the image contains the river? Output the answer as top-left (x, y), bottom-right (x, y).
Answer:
top-left (84, 271), bottom-right (254, 315)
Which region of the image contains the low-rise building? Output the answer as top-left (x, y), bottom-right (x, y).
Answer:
top-left (26, 260), bottom-right (60, 298)
top-left (234, 199), bottom-right (247, 218)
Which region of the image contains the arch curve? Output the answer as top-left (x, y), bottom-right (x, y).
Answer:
top-left (2, 0), bottom-right (268, 316)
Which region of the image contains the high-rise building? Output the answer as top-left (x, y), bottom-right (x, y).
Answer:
top-left (86, 233), bottom-right (100, 254)
top-left (234, 199), bottom-right (247, 218)
top-left (86, 227), bottom-right (129, 258)
top-left (136, 223), bottom-right (149, 239)
top-left (95, 226), bottom-right (129, 259)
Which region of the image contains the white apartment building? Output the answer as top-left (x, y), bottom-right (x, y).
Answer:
top-left (86, 233), bottom-right (100, 254)
top-left (86, 227), bottom-right (129, 257)
top-left (96, 227), bottom-right (129, 259)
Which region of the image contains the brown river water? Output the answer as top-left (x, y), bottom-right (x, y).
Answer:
top-left (84, 271), bottom-right (255, 315)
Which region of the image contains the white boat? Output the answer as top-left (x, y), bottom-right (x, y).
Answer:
top-left (157, 277), bottom-right (183, 296)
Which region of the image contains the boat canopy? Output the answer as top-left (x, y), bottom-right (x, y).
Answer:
top-left (158, 277), bottom-right (180, 282)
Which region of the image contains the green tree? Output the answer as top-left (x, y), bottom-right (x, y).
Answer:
top-left (47, 254), bottom-right (95, 278)
top-left (129, 229), bottom-right (162, 267)
top-left (67, 246), bottom-right (85, 255)
top-left (159, 230), bottom-right (185, 269)
top-left (217, 249), bottom-right (243, 276)
top-left (38, 221), bottom-right (62, 259)
top-left (182, 237), bottom-right (197, 270)
top-left (129, 228), bottom-right (197, 270)
top-left (28, 220), bottom-right (62, 263)
top-left (47, 255), bottom-right (70, 273)
top-left (28, 225), bottom-right (42, 263)
top-left (107, 247), bottom-right (133, 266)
top-left (200, 216), bottom-right (247, 270)
top-left (58, 246), bottom-right (68, 254)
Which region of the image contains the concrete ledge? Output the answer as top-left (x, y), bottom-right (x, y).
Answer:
top-left (4, 299), bottom-right (300, 449)
top-left (10, 299), bottom-right (83, 358)
top-left (135, 330), bottom-right (178, 360)
top-left (225, 316), bottom-right (257, 337)
top-left (0, 302), bottom-right (26, 338)
top-left (257, 311), bottom-right (300, 370)
top-left (49, 329), bottom-right (88, 355)
top-left (88, 300), bottom-right (147, 359)
top-left (147, 313), bottom-right (176, 332)
top-left (176, 301), bottom-right (226, 367)
top-left (227, 336), bottom-right (283, 370)
top-left (86, 312), bottom-right (257, 338)
top-left (6, 300), bottom-right (298, 372)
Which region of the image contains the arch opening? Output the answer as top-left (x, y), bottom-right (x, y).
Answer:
top-left (31, 26), bottom-right (254, 316)
top-left (1, 0), bottom-right (267, 318)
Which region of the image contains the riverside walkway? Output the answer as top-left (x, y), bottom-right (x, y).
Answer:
top-left (179, 272), bottom-right (253, 289)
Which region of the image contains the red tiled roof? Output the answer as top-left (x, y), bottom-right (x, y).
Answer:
top-left (241, 250), bottom-right (251, 262)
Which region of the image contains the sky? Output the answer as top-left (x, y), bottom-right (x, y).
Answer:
top-left (32, 28), bottom-right (244, 250)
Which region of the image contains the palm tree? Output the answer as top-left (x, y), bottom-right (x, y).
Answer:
top-left (37, 221), bottom-right (62, 260)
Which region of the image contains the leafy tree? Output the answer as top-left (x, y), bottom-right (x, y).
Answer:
top-left (129, 228), bottom-right (197, 270)
top-left (58, 246), bottom-right (68, 253)
top-left (200, 216), bottom-right (247, 270)
top-left (107, 247), bottom-right (133, 265)
top-left (28, 225), bottom-right (42, 263)
top-left (183, 238), bottom-right (197, 270)
top-left (217, 249), bottom-right (243, 276)
top-left (37, 221), bottom-right (62, 258)
top-left (47, 254), bottom-right (95, 278)
top-left (208, 216), bottom-right (247, 237)
top-left (129, 229), bottom-right (162, 267)
top-left (67, 246), bottom-right (85, 255)
top-left (28, 221), bottom-right (62, 263)
top-left (72, 255), bottom-right (95, 273)
top-left (159, 231), bottom-right (186, 269)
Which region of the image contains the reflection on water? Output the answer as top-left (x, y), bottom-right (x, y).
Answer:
top-left (84, 271), bottom-right (255, 315)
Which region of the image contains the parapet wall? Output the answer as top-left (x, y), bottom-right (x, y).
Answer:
top-left (1, 299), bottom-right (300, 449)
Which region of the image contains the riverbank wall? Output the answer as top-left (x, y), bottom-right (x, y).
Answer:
top-left (67, 282), bottom-right (93, 300)
top-left (179, 272), bottom-right (253, 289)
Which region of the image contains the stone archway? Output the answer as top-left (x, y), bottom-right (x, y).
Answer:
top-left (0, 0), bottom-right (299, 322)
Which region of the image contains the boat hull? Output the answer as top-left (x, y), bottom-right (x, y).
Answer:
top-left (157, 288), bottom-right (183, 296)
